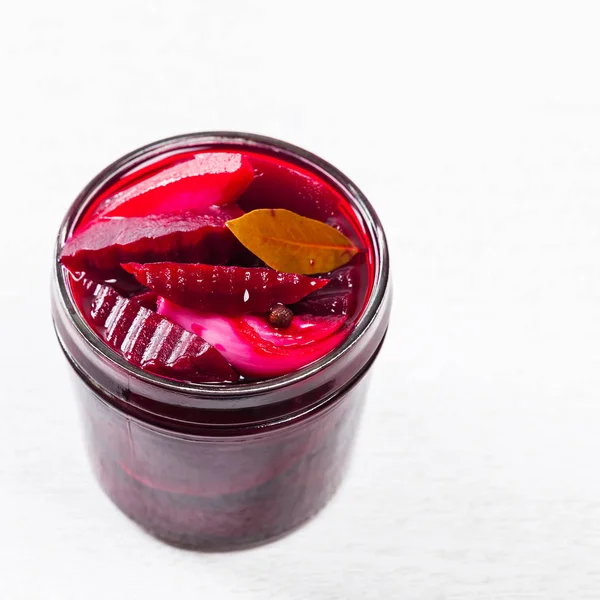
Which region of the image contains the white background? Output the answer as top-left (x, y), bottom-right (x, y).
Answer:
top-left (2, 1), bottom-right (600, 598)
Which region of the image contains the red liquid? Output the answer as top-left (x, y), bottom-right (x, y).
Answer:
top-left (66, 149), bottom-right (374, 383)
top-left (53, 137), bottom-right (388, 550)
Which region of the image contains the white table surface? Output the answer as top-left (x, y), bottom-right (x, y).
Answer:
top-left (3, 1), bottom-right (600, 598)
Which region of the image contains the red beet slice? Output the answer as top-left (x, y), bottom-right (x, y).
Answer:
top-left (122, 263), bottom-right (330, 315)
top-left (291, 264), bottom-right (358, 317)
top-left (128, 289), bottom-right (158, 311)
top-left (77, 279), bottom-right (238, 382)
top-left (157, 298), bottom-right (347, 378)
top-left (238, 153), bottom-right (339, 221)
top-left (60, 205), bottom-right (242, 272)
top-left (92, 153), bottom-right (254, 218)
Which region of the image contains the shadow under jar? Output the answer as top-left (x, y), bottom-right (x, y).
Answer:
top-left (51, 132), bottom-right (391, 550)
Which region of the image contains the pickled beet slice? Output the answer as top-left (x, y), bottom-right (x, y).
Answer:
top-left (92, 153), bottom-right (254, 219)
top-left (77, 279), bottom-right (238, 383)
top-left (60, 205), bottom-right (242, 272)
top-left (238, 154), bottom-right (339, 221)
top-left (122, 263), bottom-right (330, 315)
top-left (128, 289), bottom-right (158, 311)
top-left (291, 264), bottom-right (358, 317)
top-left (157, 298), bottom-right (347, 378)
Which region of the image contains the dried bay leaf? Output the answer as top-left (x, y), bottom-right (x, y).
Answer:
top-left (226, 209), bottom-right (358, 275)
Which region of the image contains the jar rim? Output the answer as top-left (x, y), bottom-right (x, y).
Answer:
top-left (54, 132), bottom-right (390, 401)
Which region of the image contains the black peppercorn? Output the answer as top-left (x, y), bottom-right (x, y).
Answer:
top-left (267, 304), bottom-right (293, 329)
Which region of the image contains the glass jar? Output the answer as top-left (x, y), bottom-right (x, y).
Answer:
top-left (51, 132), bottom-right (391, 550)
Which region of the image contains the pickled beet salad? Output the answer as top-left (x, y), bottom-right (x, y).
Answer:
top-left (60, 150), bottom-right (372, 383)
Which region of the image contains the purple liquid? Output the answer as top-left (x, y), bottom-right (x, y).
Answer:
top-left (69, 149), bottom-right (374, 382)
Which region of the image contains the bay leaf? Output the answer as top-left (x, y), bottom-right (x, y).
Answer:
top-left (226, 209), bottom-right (358, 275)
